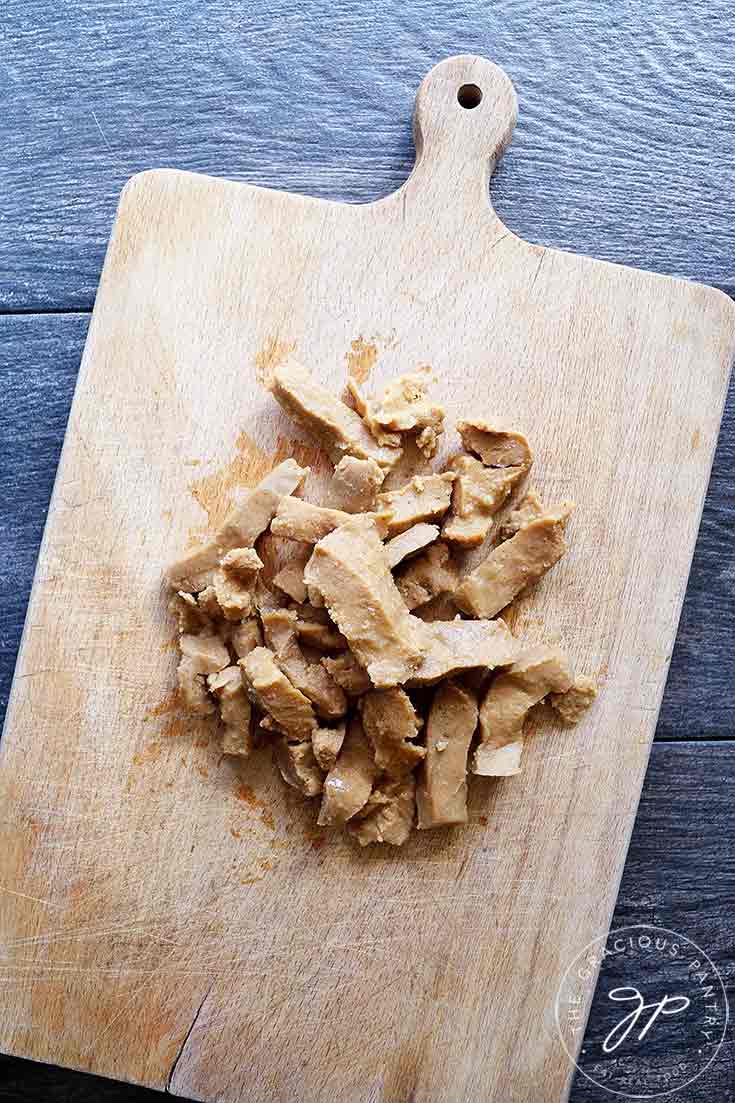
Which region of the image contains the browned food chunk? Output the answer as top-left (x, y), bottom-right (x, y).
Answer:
top-left (473, 645), bottom-right (573, 776)
top-left (348, 366), bottom-right (445, 458)
top-left (385, 523), bottom-right (439, 568)
top-left (454, 504), bottom-right (574, 618)
top-left (211, 547), bottom-right (263, 621)
top-left (394, 542), bottom-right (459, 611)
top-left (549, 675), bottom-right (598, 725)
top-left (348, 775), bottom-right (416, 846)
top-left (329, 456), bottom-right (385, 512)
top-left (261, 608), bottom-right (347, 720)
top-left (416, 681), bottom-right (478, 828)
top-left (456, 420), bottom-right (533, 471)
top-left (231, 616), bottom-right (263, 659)
top-left (271, 359), bottom-right (402, 470)
top-left (498, 489), bottom-right (544, 541)
top-left (240, 646), bottom-right (316, 739)
top-left (407, 617), bottom-right (518, 686)
top-left (442, 455), bottom-right (525, 547)
top-left (273, 738), bottom-right (324, 797)
top-left (321, 652), bottom-right (372, 696)
top-left (178, 658), bottom-right (215, 715)
top-left (177, 633), bottom-right (229, 716)
top-left (318, 715), bottom-right (378, 825)
top-left (291, 604), bottom-right (348, 651)
top-left (167, 459), bottom-right (307, 591)
top-left (271, 497), bottom-right (352, 543)
top-left (170, 590), bottom-right (212, 635)
top-left (208, 666), bottom-right (253, 757)
top-left (377, 472), bottom-right (455, 537)
top-left (303, 514), bottom-right (427, 687)
top-left (271, 550), bottom-right (310, 603)
top-left (312, 721), bottom-right (346, 771)
top-left (359, 688), bottom-right (425, 777)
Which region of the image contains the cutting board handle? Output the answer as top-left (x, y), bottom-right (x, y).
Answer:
top-left (409, 55), bottom-right (518, 216)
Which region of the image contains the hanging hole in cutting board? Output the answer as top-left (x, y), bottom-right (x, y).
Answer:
top-left (457, 83), bottom-right (483, 109)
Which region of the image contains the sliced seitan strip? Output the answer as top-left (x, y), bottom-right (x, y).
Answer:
top-left (178, 657), bottom-right (215, 715)
top-left (211, 547), bottom-right (263, 621)
top-left (273, 738), bottom-right (324, 797)
top-left (177, 633), bottom-right (230, 716)
top-left (270, 359), bottom-right (402, 470)
top-left (473, 645), bottom-right (573, 776)
top-left (385, 523), bottom-right (440, 569)
top-left (272, 549), bottom-right (310, 604)
top-left (318, 715), bottom-right (378, 825)
top-left (167, 459), bottom-right (307, 591)
top-left (303, 514), bottom-right (427, 687)
top-left (549, 675), bottom-right (598, 725)
top-left (261, 608), bottom-right (347, 720)
top-left (271, 497), bottom-right (353, 543)
top-left (359, 687), bottom-right (425, 777)
top-left (498, 489), bottom-right (544, 541)
top-left (407, 617), bottom-right (518, 686)
top-left (240, 646), bottom-right (316, 739)
top-left (348, 366), bottom-right (445, 458)
top-left (321, 652), bottom-right (372, 697)
top-left (312, 722), bottom-right (346, 771)
top-left (456, 420), bottom-right (533, 471)
top-left (348, 775), bottom-right (416, 846)
top-left (442, 455), bottom-right (525, 547)
top-left (455, 503), bottom-right (574, 618)
top-left (208, 666), bottom-right (254, 757)
top-left (170, 590), bottom-right (212, 635)
top-left (328, 456), bottom-right (385, 512)
top-left (416, 681), bottom-right (478, 828)
top-left (291, 604), bottom-right (348, 651)
top-left (377, 472), bottom-right (455, 537)
top-left (231, 616), bottom-right (263, 659)
top-left (394, 541), bottom-right (459, 611)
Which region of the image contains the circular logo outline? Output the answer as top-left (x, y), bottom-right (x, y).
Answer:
top-left (554, 923), bottom-right (729, 1099)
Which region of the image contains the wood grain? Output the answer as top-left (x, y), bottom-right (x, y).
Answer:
top-left (1, 52), bottom-right (734, 1103)
top-left (2, 0), bottom-right (735, 311)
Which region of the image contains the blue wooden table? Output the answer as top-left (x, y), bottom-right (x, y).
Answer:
top-left (2, 3), bottom-right (734, 1100)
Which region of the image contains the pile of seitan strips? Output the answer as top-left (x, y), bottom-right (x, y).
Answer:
top-left (166, 360), bottom-right (597, 846)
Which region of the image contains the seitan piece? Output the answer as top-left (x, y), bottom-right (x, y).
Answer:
top-left (272, 550), bottom-right (310, 604)
top-left (231, 616), bottom-right (263, 659)
top-left (456, 420), bottom-right (533, 472)
top-left (442, 454), bottom-right (525, 547)
top-left (549, 675), bottom-right (598, 725)
top-left (211, 548), bottom-right (263, 621)
top-left (473, 645), bottom-right (573, 776)
top-left (273, 738), bottom-right (324, 797)
top-left (348, 366), bottom-right (445, 458)
top-left (455, 504), bottom-right (574, 618)
top-left (240, 646), bottom-right (316, 739)
top-left (348, 775), bottom-right (416, 846)
top-left (170, 590), bottom-right (212, 635)
top-left (394, 541), bottom-right (459, 611)
top-left (321, 652), bottom-right (372, 696)
top-left (208, 666), bottom-right (254, 757)
top-left (270, 359), bottom-right (402, 470)
top-left (303, 514), bottom-right (427, 687)
top-left (291, 604), bottom-right (348, 651)
top-left (329, 456), bottom-right (385, 512)
top-left (417, 681), bottom-right (478, 828)
top-left (271, 497), bottom-right (352, 543)
top-left (178, 657), bottom-right (215, 715)
top-left (498, 489), bottom-right (544, 541)
top-left (407, 617), bottom-right (518, 686)
top-left (359, 687), bottom-right (425, 777)
top-left (385, 523), bottom-right (440, 569)
top-left (261, 608), bottom-right (347, 720)
top-left (167, 459), bottom-right (307, 591)
top-left (377, 472), bottom-right (455, 537)
top-left (312, 722), bottom-right (346, 771)
top-left (318, 715), bottom-right (378, 825)
top-left (177, 633), bottom-right (229, 716)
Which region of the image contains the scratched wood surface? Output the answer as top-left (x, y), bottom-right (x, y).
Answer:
top-left (3, 0), bottom-right (735, 313)
top-left (1, 53), bottom-right (733, 1103)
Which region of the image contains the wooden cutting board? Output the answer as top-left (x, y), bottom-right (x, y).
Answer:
top-left (1, 54), bottom-right (734, 1103)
